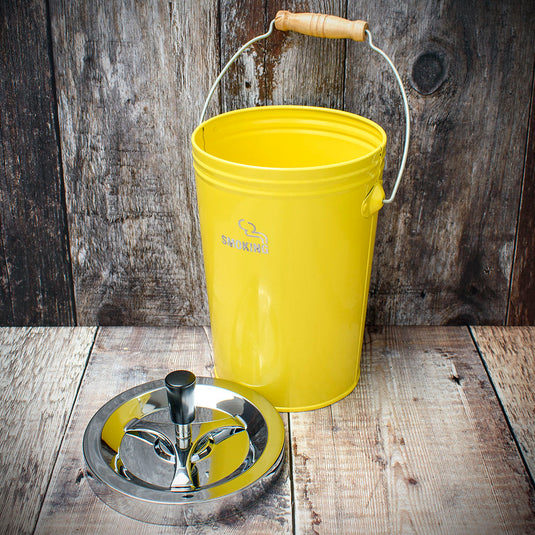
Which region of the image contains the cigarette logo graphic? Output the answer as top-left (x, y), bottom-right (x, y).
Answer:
top-left (238, 219), bottom-right (268, 245)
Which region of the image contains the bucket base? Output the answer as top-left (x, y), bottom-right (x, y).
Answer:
top-left (213, 366), bottom-right (361, 413)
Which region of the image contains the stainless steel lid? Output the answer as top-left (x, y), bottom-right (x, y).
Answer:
top-left (83, 371), bottom-right (285, 525)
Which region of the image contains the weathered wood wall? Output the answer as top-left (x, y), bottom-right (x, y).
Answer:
top-left (0, 1), bottom-right (75, 324)
top-left (1, 0), bottom-right (534, 326)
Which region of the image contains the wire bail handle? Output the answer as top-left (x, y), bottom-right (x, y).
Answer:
top-left (200, 11), bottom-right (410, 205)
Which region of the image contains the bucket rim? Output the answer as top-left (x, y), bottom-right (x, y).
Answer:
top-left (191, 105), bottom-right (387, 174)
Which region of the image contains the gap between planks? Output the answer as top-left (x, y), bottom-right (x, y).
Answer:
top-left (33, 327), bottom-right (98, 528)
top-left (469, 326), bottom-right (535, 486)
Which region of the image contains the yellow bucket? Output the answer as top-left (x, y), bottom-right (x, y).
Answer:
top-left (191, 12), bottom-right (409, 411)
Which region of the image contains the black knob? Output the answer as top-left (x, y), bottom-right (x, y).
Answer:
top-left (165, 370), bottom-right (196, 425)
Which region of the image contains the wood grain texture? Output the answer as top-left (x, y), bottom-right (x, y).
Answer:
top-left (267, 0), bottom-right (346, 109)
top-left (0, 327), bottom-right (96, 534)
top-left (220, 0), bottom-right (346, 113)
top-left (1, 1), bottom-right (535, 326)
top-left (507, 69), bottom-right (535, 325)
top-left (48, 0), bottom-right (217, 326)
top-left (345, 0), bottom-right (535, 325)
top-left (219, 0), bottom-right (266, 113)
top-left (0, 0), bottom-right (75, 324)
top-left (290, 326), bottom-right (535, 534)
top-left (470, 326), bottom-right (535, 481)
top-left (35, 326), bottom-right (292, 534)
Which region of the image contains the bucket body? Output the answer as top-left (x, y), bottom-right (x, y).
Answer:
top-left (192, 106), bottom-right (386, 411)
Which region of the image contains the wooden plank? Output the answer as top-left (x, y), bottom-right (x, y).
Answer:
top-left (0, 327), bottom-right (96, 535)
top-left (470, 326), bottom-right (535, 481)
top-left (290, 326), bottom-right (535, 534)
top-left (35, 327), bottom-right (292, 534)
top-left (344, 1), bottom-right (535, 324)
top-left (507, 69), bottom-right (535, 325)
top-left (0, 0), bottom-right (75, 324)
top-left (267, 0), bottom-right (347, 109)
top-left (219, 0), bottom-right (266, 112)
top-left (220, 0), bottom-right (346, 111)
top-left (48, 0), bottom-right (218, 325)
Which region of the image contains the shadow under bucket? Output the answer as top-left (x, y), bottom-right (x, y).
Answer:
top-left (192, 105), bottom-right (387, 411)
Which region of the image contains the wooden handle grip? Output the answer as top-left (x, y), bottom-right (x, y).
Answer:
top-left (275, 10), bottom-right (369, 42)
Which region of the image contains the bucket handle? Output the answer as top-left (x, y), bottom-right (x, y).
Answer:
top-left (199, 11), bottom-right (410, 205)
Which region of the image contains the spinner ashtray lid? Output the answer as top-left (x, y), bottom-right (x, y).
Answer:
top-left (83, 370), bottom-right (285, 525)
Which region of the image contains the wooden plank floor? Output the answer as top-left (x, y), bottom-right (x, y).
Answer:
top-left (0, 326), bottom-right (533, 534)
top-left (0, 327), bottom-right (97, 535)
top-left (34, 327), bottom-right (292, 534)
top-left (290, 327), bottom-right (535, 534)
top-left (470, 327), bottom-right (535, 482)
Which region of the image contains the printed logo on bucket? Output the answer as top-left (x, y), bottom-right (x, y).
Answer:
top-left (221, 219), bottom-right (269, 254)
